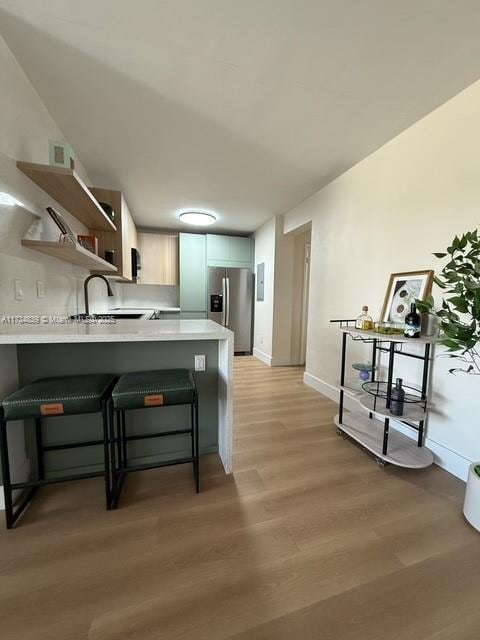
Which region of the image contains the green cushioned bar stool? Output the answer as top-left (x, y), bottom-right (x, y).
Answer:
top-left (0, 374), bottom-right (116, 529)
top-left (109, 369), bottom-right (199, 508)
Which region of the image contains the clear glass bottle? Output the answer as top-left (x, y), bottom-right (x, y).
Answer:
top-left (355, 305), bottom-right (373, 331)
top-left (390, 378), bottom-right (405, 416)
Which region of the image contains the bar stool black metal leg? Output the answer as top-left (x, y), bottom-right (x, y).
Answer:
top-left (116, 409), bottom-right (123, 471)
top-left (121, 410), bottom-right (127, 468)
top-left (0, 412), bottom-right (14, 529)
top-left (110, 409), bottom-right (126, 510)
top-left (194, 395), bottom-right (199, 493)
top-left (107, 400), bottom-right (116, 509)
top-left (101, 400), bottom-right (111, 510)
top-left (35, 418), bottom-right (45, 481)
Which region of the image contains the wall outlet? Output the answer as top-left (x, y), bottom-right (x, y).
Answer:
top-left (194, 354), bottom-right (206, 371)
top-left (36, 280), bottom-right (45, 299)
top-left (14, 279), bottom-right (24, 301)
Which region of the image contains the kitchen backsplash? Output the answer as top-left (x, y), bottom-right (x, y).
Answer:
top-left (114, 283), bottom-right (179, 309)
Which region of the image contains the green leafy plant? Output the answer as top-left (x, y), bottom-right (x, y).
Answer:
top-left (416, 229), bottom-right (480, 375)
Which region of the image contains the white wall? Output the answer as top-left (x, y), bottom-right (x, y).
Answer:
top-left (0, 35), bottom-right (118, 318)
top-left (253, 217), bottom-right (276, 364)
top-left (284, 78), bottom-right (480, 481)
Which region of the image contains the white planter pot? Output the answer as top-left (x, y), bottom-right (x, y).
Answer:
top-left (463, 463), bottom-right (480, 532)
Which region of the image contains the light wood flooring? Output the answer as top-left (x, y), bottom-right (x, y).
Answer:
top-left (0, 356), bottom-right (478, 639)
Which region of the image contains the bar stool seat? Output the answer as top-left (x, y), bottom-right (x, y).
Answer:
top-left (3, 374), bottom-right (114, 419)
top-left (111, 369), bottom-right (195, 410)
top-left (109, 369), bottom-right (199, 508)
top-left (0, 374), bottom-right (116, 529)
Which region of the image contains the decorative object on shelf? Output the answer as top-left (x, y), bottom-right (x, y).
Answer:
top-left (415, 229), bottom-right (480, 531)
top-left (46, 206), bottom-right (76, 244)
top-left (98, 201), bottom-right (115, 223)
top-left (380, 270), bottom-right (434, 324)
top-left (352, 362), bottom-right (375, 382)
top-left (355, 305), bottom-right (373, 330)
top-left (49, 140), bottom-right (75, 169)
top-left (374, 321), bottom-right (404, 335)
top-left (77, 235), bottom-right (99, 255)
top-left (390, 378), bottom-right (405, 416)
top-left (104, 249), bottom-right (115, 264)
top-left (404, 302), bottom-right (421, 338)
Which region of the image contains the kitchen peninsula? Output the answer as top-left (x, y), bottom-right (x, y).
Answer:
top-left (0, 319), bottom-right (234, 486)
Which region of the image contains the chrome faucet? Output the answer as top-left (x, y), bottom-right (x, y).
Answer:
top-left (84, 274), bottom-right (114, 316)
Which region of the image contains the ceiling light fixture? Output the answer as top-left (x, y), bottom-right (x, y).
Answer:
top-left (0, 192), bottom-right (24, 207)
top-left (179, 210), bottom-right (217, 226)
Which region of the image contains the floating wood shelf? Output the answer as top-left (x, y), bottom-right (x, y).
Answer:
top-left (17, 162), bottom-right (116, 232)
top-left (21, 240), bottom-right (118, 272)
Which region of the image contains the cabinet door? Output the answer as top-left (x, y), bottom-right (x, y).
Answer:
top-left (207, 234), bottom-right (230, 262)
top-left (137, 233), bottom-right (179, 285)
top-left (179, 233), bottom-right (206, 312)
top-left (229, 236), bottom-right (253, 263)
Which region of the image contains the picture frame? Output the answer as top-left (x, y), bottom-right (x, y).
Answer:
top-left (380, 270), bottom-right (434, 323)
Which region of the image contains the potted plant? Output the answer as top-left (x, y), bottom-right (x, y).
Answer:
top-left (417, 229), bottom-right (480, 532)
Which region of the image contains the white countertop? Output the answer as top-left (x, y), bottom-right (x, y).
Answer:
top-left (0, 319), bottom-right (233, 344)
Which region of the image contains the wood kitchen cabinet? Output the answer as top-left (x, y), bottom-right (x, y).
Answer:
top-left (89, 187), bottom-right (137, 281)
top-left (137, 232), bottom-right (179, 285)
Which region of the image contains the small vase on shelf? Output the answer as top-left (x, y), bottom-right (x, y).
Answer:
top-left (390, 378), bottom-right (405, 416)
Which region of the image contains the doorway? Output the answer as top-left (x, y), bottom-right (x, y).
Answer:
top-left (289, 225), bottom-right (312, 367)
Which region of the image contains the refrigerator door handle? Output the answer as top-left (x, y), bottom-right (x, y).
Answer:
top-left (221, 277), bottom-right (227, 326)
top-left (225, 277), bottom-right (230, 326)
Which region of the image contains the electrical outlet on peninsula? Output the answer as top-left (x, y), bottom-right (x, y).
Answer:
top-left (195, 354), bottom-right (206, 371)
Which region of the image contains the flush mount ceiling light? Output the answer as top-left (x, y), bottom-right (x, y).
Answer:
top-left (0, 192), bottom-right (24, 207)
top-left (178, 210), bottom-right (217, 226)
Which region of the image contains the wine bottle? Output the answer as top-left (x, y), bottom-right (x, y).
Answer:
top-left (390, 378), bottom-right (405, 416)
top-left (404, 302), bottom-right (421, 338)
top-left (355, 305), bottom-right (373, 330)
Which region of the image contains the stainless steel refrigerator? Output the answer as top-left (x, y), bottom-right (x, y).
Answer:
top-left (207, 267), bottom-right (253, 354)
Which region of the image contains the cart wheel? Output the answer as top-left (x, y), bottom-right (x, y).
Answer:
top-left (336, 427), bottom-right (344, 437)
top-left (375, 457), bottom-right (386, 468)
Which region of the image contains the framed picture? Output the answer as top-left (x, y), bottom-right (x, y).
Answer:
top-left (380, 270), bottom-right (434, 323)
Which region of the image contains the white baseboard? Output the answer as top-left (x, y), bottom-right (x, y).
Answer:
top-left (253, 348), bottom-right (272, 366)
top-left (303, 371), bottom-right (471, 482)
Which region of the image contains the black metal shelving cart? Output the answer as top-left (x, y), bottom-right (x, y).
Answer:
top-left (331, 319), bottom-right (436, 468)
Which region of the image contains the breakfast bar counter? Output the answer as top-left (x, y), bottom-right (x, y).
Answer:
top-left (0, 319), bottom-right (234, 486)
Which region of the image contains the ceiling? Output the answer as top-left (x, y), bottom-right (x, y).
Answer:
top-left (2, 1), bottom-right (480, 234)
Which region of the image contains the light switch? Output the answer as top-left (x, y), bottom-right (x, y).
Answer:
top-left (36, 280), bottom-right (45, 299)
top-left (194, 354), bottom-right (206, 371)
top-left (14, 279), bottom-right (24, 301)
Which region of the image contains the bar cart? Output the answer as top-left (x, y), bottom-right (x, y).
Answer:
top-left (331, 320), bottom-right (436, 468)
